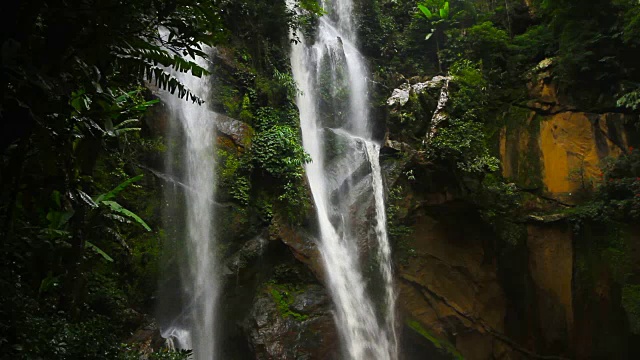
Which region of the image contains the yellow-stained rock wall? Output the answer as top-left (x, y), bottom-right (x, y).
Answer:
top-left (500, 110), bottom-right (630, 201)
top-left (539, 112), bottom-right (628, 194)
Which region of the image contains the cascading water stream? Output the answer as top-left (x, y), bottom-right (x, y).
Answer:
top-left (364, 141), bottom-right (398, 355)
top-left (160, 48), bottom-right (219, 360)
top-left (288, 1), bottom-right (397, 358)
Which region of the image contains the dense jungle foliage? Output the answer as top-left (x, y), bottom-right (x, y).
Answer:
top-left (1, 0), bottom-right (639, 358)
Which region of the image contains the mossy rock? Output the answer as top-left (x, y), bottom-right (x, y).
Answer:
top-left (405, 320), bottom-right (464, 360)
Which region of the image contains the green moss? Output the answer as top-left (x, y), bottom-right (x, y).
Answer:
top-left (238, 93), bottom-right (254, 122)
top-left (221, 87), bottom-right (243, 117)
top-left (407, 320), bottom-right (464, 360)
top-left (267, 283), bottom-right (309, 321)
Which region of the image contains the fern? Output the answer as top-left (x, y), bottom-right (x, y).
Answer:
top-left (113, 39), bottom-right (210, 104)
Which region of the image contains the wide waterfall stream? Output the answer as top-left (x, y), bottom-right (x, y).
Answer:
top-left (159, 50), bottom-right (219, 359)
top-left (289, 0), bottom-right (398, 358)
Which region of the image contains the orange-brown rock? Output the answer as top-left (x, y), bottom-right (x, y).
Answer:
top-left (271, 218), bottom-right (325, 281)
top-left (540, 112), bottom-right (627, 195)
top-left (500, 110), bottom-right (630, 202)
top-left (398, 213), bottom-right (509, 358)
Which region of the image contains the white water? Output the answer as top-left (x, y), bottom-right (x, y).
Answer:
top-left (365, 141), bottom-right (398, 357)
top-left (289, 1), bottom-right (397, 358)
top-left (161, 49), bottom-right (219, 359)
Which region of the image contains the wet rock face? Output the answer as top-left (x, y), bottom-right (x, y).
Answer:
top-left (126, 321), bottom-right (166, 356)
top-left (216, 232), bottom-right (340, 359)
top-left (396, 210), bottom-right (510, 359)
top-left (273, 221), bottom-right (325, 280)
top-left (216, 113), bottom-right (253, 148)
top-left (245, 284), bottom-right (339, 360)
top-left (379, 145), bottom-right (636, 359)
top-left (386, 76), bottom-right (451, 144)
top-left (526, 223), bottom-right (573, 354)
top-left (377, 148), bottom-right (580, 359)
top-left (500, 108), bottom-right (633, 202)
top-left (223, 235), bottom-right (270, 278)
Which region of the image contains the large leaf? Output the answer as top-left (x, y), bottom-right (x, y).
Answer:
top-left (94, 174), bottom-right (143, 203)
top-left (442, 2), bottom-right (450, 19)
top-left (101, 200), bottom-right (151, 231)
top-left (86, 241), bottom-right (114, 262)
top-left (418, 4), bottom-right (434, 19)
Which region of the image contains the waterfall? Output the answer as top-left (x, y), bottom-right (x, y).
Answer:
top-left (289, 1), bottom-right (397, 358)
top-left (160, 48), bottom-right (219, 360)
top-left (364, 141), bottom-right (398, 357)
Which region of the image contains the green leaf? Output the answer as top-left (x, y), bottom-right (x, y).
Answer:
top-left (443, 2), bottom-right (449, 18)
top-left (114, 119), bottom-right (139, 129)
top-left (130, 99), bottom-right (159, 111)
top-left (418, 4), bottom-right (433, 19)
top-left (425, 31), bottom-right (435, 40)
top-left (101, 200), bottom-right (151, 231)
top-left (115, 90), bottom-right (139, 104)
top-left (70, 89), bottom-right (94, 113)
top-left (86, 241), bottom-right (114, 262)
top-left (94, 174), bottom-right (143, 203)
top-left (46, 210), bottom-right (74, 229)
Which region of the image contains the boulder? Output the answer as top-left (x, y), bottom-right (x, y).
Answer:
top-left (244, 284), bottom-right (339, 360)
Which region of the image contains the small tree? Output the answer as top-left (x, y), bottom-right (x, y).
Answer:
top-left (417, 0), bottom-right (451, 73)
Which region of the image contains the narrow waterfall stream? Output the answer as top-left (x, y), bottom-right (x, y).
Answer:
top-left (289, 1), bottom-right (397, 358)
top-left (160, 51), bottom-right (219, 360)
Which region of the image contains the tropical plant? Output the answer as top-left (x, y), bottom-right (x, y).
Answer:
top-left (252, 125), bottom-right (311, 180)
top-left (417, 0), bottom-right (451, 72)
